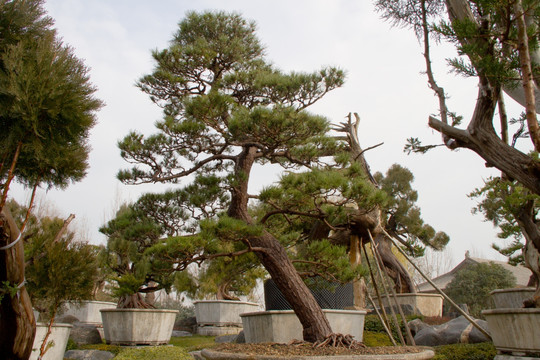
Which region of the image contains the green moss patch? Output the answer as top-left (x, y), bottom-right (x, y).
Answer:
top-left (114, 346), bottom-right (192, 360)
top-left (169, 335), bottom-right (217, 351)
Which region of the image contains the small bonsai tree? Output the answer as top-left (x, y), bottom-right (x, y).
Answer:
top-left (100, 203), bottom-right (175, 309)
top-left (178, 254), bottom-right (266, 301)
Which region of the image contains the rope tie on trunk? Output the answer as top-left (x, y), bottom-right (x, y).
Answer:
top-left (0, 232), bottom-right (21, 251)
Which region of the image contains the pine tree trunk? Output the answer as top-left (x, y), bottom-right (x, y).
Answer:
top-left (228, 146), bottom-right (332, 342)
top-left (0, 207), bottom-right (36, 360)
top-left (250, 231), bottom-right (333, 342)
top-left (117, 293), bottom-right (154, 309)
top-left (373, 234), bottom-right (415, 294)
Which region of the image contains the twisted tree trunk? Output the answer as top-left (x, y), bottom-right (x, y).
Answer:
top-left (0, 207), bottom-right (35, 360)
top-left (333, 114), bottom-right (416, 294)
top-left (230, 146), bottom-right (332, 342)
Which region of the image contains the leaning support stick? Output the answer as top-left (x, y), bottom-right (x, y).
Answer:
top-left (381, 229), bottom-right (492, 340)
top-left (368, 231), bottom-right (416, 346)
top-left (366, 235), bottom-right (406, 346)
top-left (362, 242), bottom-right (397, 346)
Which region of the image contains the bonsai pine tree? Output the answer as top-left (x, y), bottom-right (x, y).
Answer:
top-left (375, 0), bottom-right (540, 307)
top-left (0, 0), bottom-right (101, 358)
top-left (117, 11), bottom-right (353, 342)
top-left (100, 204), bottom-right (176, 309)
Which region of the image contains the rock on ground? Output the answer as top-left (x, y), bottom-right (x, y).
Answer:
top-left (413, 316), bottom-right (490, 346)
top-left (69, 324), bottom-right (103, 346)
top-left (172, 330), bottom-right (193, 337)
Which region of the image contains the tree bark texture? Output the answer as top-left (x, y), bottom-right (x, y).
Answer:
top-left (229, 146), bottom-right (332, 342)
top-left (514, 0), bottom-right (540, 152)
top-left (250, 231), bottom-right (333, 342)
top-left (372, 233), bottom-right (415, 294)
top-left (0, 208), bottom-right (35, 360)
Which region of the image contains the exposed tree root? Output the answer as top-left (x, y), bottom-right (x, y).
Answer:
top-left (313, 333), bottom-right (366, 349)
top-left (288, 334), bottom-right (366, 349)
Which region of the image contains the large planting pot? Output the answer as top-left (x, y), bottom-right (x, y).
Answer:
top-left (490, 288), bottom-right (536, 309)
top-left (482, 308), bottom-right (540, 357)
top-left (240, 309), bottom-right (366, 343)
top-left (194, 300), bottom-right (260, 336)
top-left (380, 293), bottom-right (443, 317)
top-left (100, 308), bottom-right (178, 345)
top-left (59, 300), bottom-right (116, 324)
top-left (30, 323), bottom-right (72, 360)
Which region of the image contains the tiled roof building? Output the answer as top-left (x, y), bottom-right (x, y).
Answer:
top-left (417, 251), bottom-right (532, 293)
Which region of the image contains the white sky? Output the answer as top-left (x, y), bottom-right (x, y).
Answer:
top-left (11, 0), bottom-right (528, 270)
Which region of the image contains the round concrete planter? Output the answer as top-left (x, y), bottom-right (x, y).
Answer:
top-left (482, 308), bottom-right (540, 356)
top-left (194, 300), bottom-right (260, 336)
top-left (60, 300), bottom-right (116, 324)
top-left (380, 293), bottom-right (443, 317)
top-left (240, 309), bottom-right (366, 344)
top-left (200, 347), bottom-right (436, 359)
top-left (30, 323), bottom-right (72, 360)
top-left (490, 288), bottom-right (536, 309)
top-left (100, 308), bottom-right (178, 345)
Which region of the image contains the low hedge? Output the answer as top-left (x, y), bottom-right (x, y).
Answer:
top-left (433, 342), bottom-right (496, 360)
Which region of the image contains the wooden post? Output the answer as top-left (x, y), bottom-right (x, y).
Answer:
top-left (369, 231), bottom-right (415, 346)
top-left (362, 242), bottom-right (396, 345)
top-left (367, 238), bottom-right (406, 345)
top-left (349, 235), bottom-right (366, 309)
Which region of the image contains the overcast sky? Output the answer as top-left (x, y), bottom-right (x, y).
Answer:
top-left (11, 0), bottom-right (527, 270)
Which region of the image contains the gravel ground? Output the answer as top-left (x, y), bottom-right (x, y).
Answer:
top-left (212, 343), bottom-right (427, 357)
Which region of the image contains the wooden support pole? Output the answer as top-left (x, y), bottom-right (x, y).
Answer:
top-left (367, 236), bottom-right (406, 346)
top-left (382, 229), bottom-right (492, 340)
top-left (362, 242), bottom-right (396, 345)
top-left (369, 232), bottom-right (416, 346)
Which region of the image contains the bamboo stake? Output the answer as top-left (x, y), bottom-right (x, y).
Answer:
top-left (367, 236), bottom-right (406, 345)
top-left (369, 231), bottom-right (415, 345)
top-left (382, 229), bottom-right (492, 340)
top-left (367, 291), bottom-right (397, 346)
top-left (362, 242), bottom-right (396, 345)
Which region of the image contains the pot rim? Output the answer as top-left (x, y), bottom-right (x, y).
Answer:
top-left (482, 308), bottom-right (540, 315)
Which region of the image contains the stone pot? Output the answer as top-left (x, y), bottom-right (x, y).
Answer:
top-left (30, 322), bottom-right (72, 360)
top-left (100, 308), bottom-right (178, 345)
top-left (490, 288), bottom-right (536, 309)
top-left (240, 309), bottom-right (366, 343)
top-left (59, 300), bottom-right (116, 324)
top-left (380, 293), bottom-right (443, 317)
top-left (482, 308), bottom-right (540, 357)
top-left (193, 300), bottom-right (260, 336)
